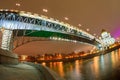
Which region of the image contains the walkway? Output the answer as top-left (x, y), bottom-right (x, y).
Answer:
top-left (0, 63), bottom-right (65, 80)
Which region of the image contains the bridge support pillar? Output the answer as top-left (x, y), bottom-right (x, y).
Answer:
top-left (1, 29), bottom-right (13, 51)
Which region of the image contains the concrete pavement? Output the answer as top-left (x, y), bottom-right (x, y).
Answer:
top-left (0, 63), bottom-right (41, 80)
top-left (0, 62), bottom-right (66, 80)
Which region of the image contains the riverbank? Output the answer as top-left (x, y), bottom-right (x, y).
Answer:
top-left (47, 47), bottom-right (120, 80)
top-left (37, 44), bottom-right (120, 63)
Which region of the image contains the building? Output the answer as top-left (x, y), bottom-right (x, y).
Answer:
top-left (100, 29), bottom-right (115, 49)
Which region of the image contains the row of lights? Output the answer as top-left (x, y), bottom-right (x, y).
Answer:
top-left (50, 37), bottom-right (77, 43)
top-left (49, 37), bottom-right (92, 45)
top-left (15, 2), bottom-right (98, 39)
top-left (15, 2), bottom-right (82, 29)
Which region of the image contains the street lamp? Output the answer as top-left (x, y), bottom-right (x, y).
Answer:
top-left (64, 17), bottom-right (69, 20)
top-left (16, 3), bottom-right (21, 7)
top-left (43, 9), bottom-right (48, 13)
top-left (78, 24), bottom-right (82, 27)
top-left (93, 33), bottom-right (96, 36)
top-left (86, 28), bottom-right (90, 32)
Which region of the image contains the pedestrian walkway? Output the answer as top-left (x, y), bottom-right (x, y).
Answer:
top-left (0, 63), bottom-right (41, 80)
top-left (0, 63), bottom-right (66, 80)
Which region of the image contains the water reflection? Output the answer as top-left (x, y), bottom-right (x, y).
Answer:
top-left (58, 62), bottom-right (64, 77)
top-left (41, 62), bottom-right (46, 66)
top-left (44, 49), bottom-right (120, 80)
top-left (47, 62), bottom-right (65, 77)
top-left (74, 60), bottom-right (81, 78)
top-left (93, 56), bottom-right (100, 78)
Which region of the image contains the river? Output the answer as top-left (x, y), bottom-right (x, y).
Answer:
top-left (42, 49), bottom-right (120, 80)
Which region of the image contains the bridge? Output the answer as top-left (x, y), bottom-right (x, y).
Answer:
top-left (0, 9), bottom-right (117, 80)
top-left (0, 9), bottom-right (102, 51)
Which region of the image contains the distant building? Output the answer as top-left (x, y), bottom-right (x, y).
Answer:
top-left (100, 29), bottom-right (115, 48)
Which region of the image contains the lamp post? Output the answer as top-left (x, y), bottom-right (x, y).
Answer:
top-left (16, 3), bottom-right (21, 7)
top-left (15, 3), bottom-right (21, 10)
top-left (78, 24), bottom-right (82, 27)
top-left (86, 28), bottom-right (90, 32)
top-left (64, 17), bottom-right (69, 20)
top-left (43, 9), bottom-right (48, 13)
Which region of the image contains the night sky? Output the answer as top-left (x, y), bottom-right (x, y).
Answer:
top-left (0, 0), bottom-right (120, 55)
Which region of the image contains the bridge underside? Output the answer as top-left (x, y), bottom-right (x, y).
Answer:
top-left (0, 29), bottom-right (98, 53)
top-left (13, 40), bottom-right (94, 55)
top-left (13, 30), bottom-right (97, 45)
top-left (11, 30), bottom-right (95, 55)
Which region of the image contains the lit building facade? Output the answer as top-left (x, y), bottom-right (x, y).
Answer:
top-left (100, 29), bottom-right (115, 49)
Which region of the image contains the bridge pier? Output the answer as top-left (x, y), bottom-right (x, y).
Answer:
top-left (1, 29), bottom-right (13, 51)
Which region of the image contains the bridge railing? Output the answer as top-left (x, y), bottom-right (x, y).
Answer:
top-left (0, 9), bottom-right (95, 41)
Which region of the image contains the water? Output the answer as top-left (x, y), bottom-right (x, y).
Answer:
top-left (43, 49), bottom-right (120, 80)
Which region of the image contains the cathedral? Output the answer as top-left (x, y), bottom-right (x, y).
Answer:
top-left (100, 29), bottom-right (115, 48)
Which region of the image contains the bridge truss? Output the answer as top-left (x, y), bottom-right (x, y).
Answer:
top-left (0, 9), bottom-right (102, 51)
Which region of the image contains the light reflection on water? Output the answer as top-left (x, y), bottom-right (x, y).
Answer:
top-left (44, 49), bottom-right (120, 80)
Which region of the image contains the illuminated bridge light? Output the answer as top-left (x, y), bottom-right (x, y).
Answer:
top-left (27, 12), bottom-right (32, 15)
top-left (2, 9), bottom-right (8, 11)
top-left (64, 17), bottom-right (69, 20)
top-left (41, 15), bottom-right (48, 18)
top-left (86, 28), bottom-right (90, 31)
top-left (43, 9), bottom-right (48, 13)
top-left (0, 9), bottom-right (3, 11)
top-left (10, 9), bottom-right (16, 12)
top-left (73, 40), bottom-right (77, 43)
top-left (33, 13), bottom-right (39, 16)
top-left (16, 3), bottom-right (21, 7)
top-left (49, 18), bottom-right (54, 21)
top-left (78, 24), bottom-right (82, 27)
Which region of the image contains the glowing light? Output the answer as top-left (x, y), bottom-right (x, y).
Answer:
top-left (78, 24), bottom-right (82, 27)
top-left (93, 33), bottom-right (96, 36)
top-left (64, 17), bottom-right (69, 20)
top-left (16, 3), bottom-right (21, 6)
top-left (21, 55), bottom-right (28, 61)
top-left (86, 28), bottom-right (90, 31)
top-left (42, 62), bottom-right (46, 66)
top-left (0, 27), bottom-right (5, 33)
top-left (43, 9), bottom-right (48, 12)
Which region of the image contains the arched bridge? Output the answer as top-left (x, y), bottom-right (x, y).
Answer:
top-left (0, 9), bottom-right (102, 51)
